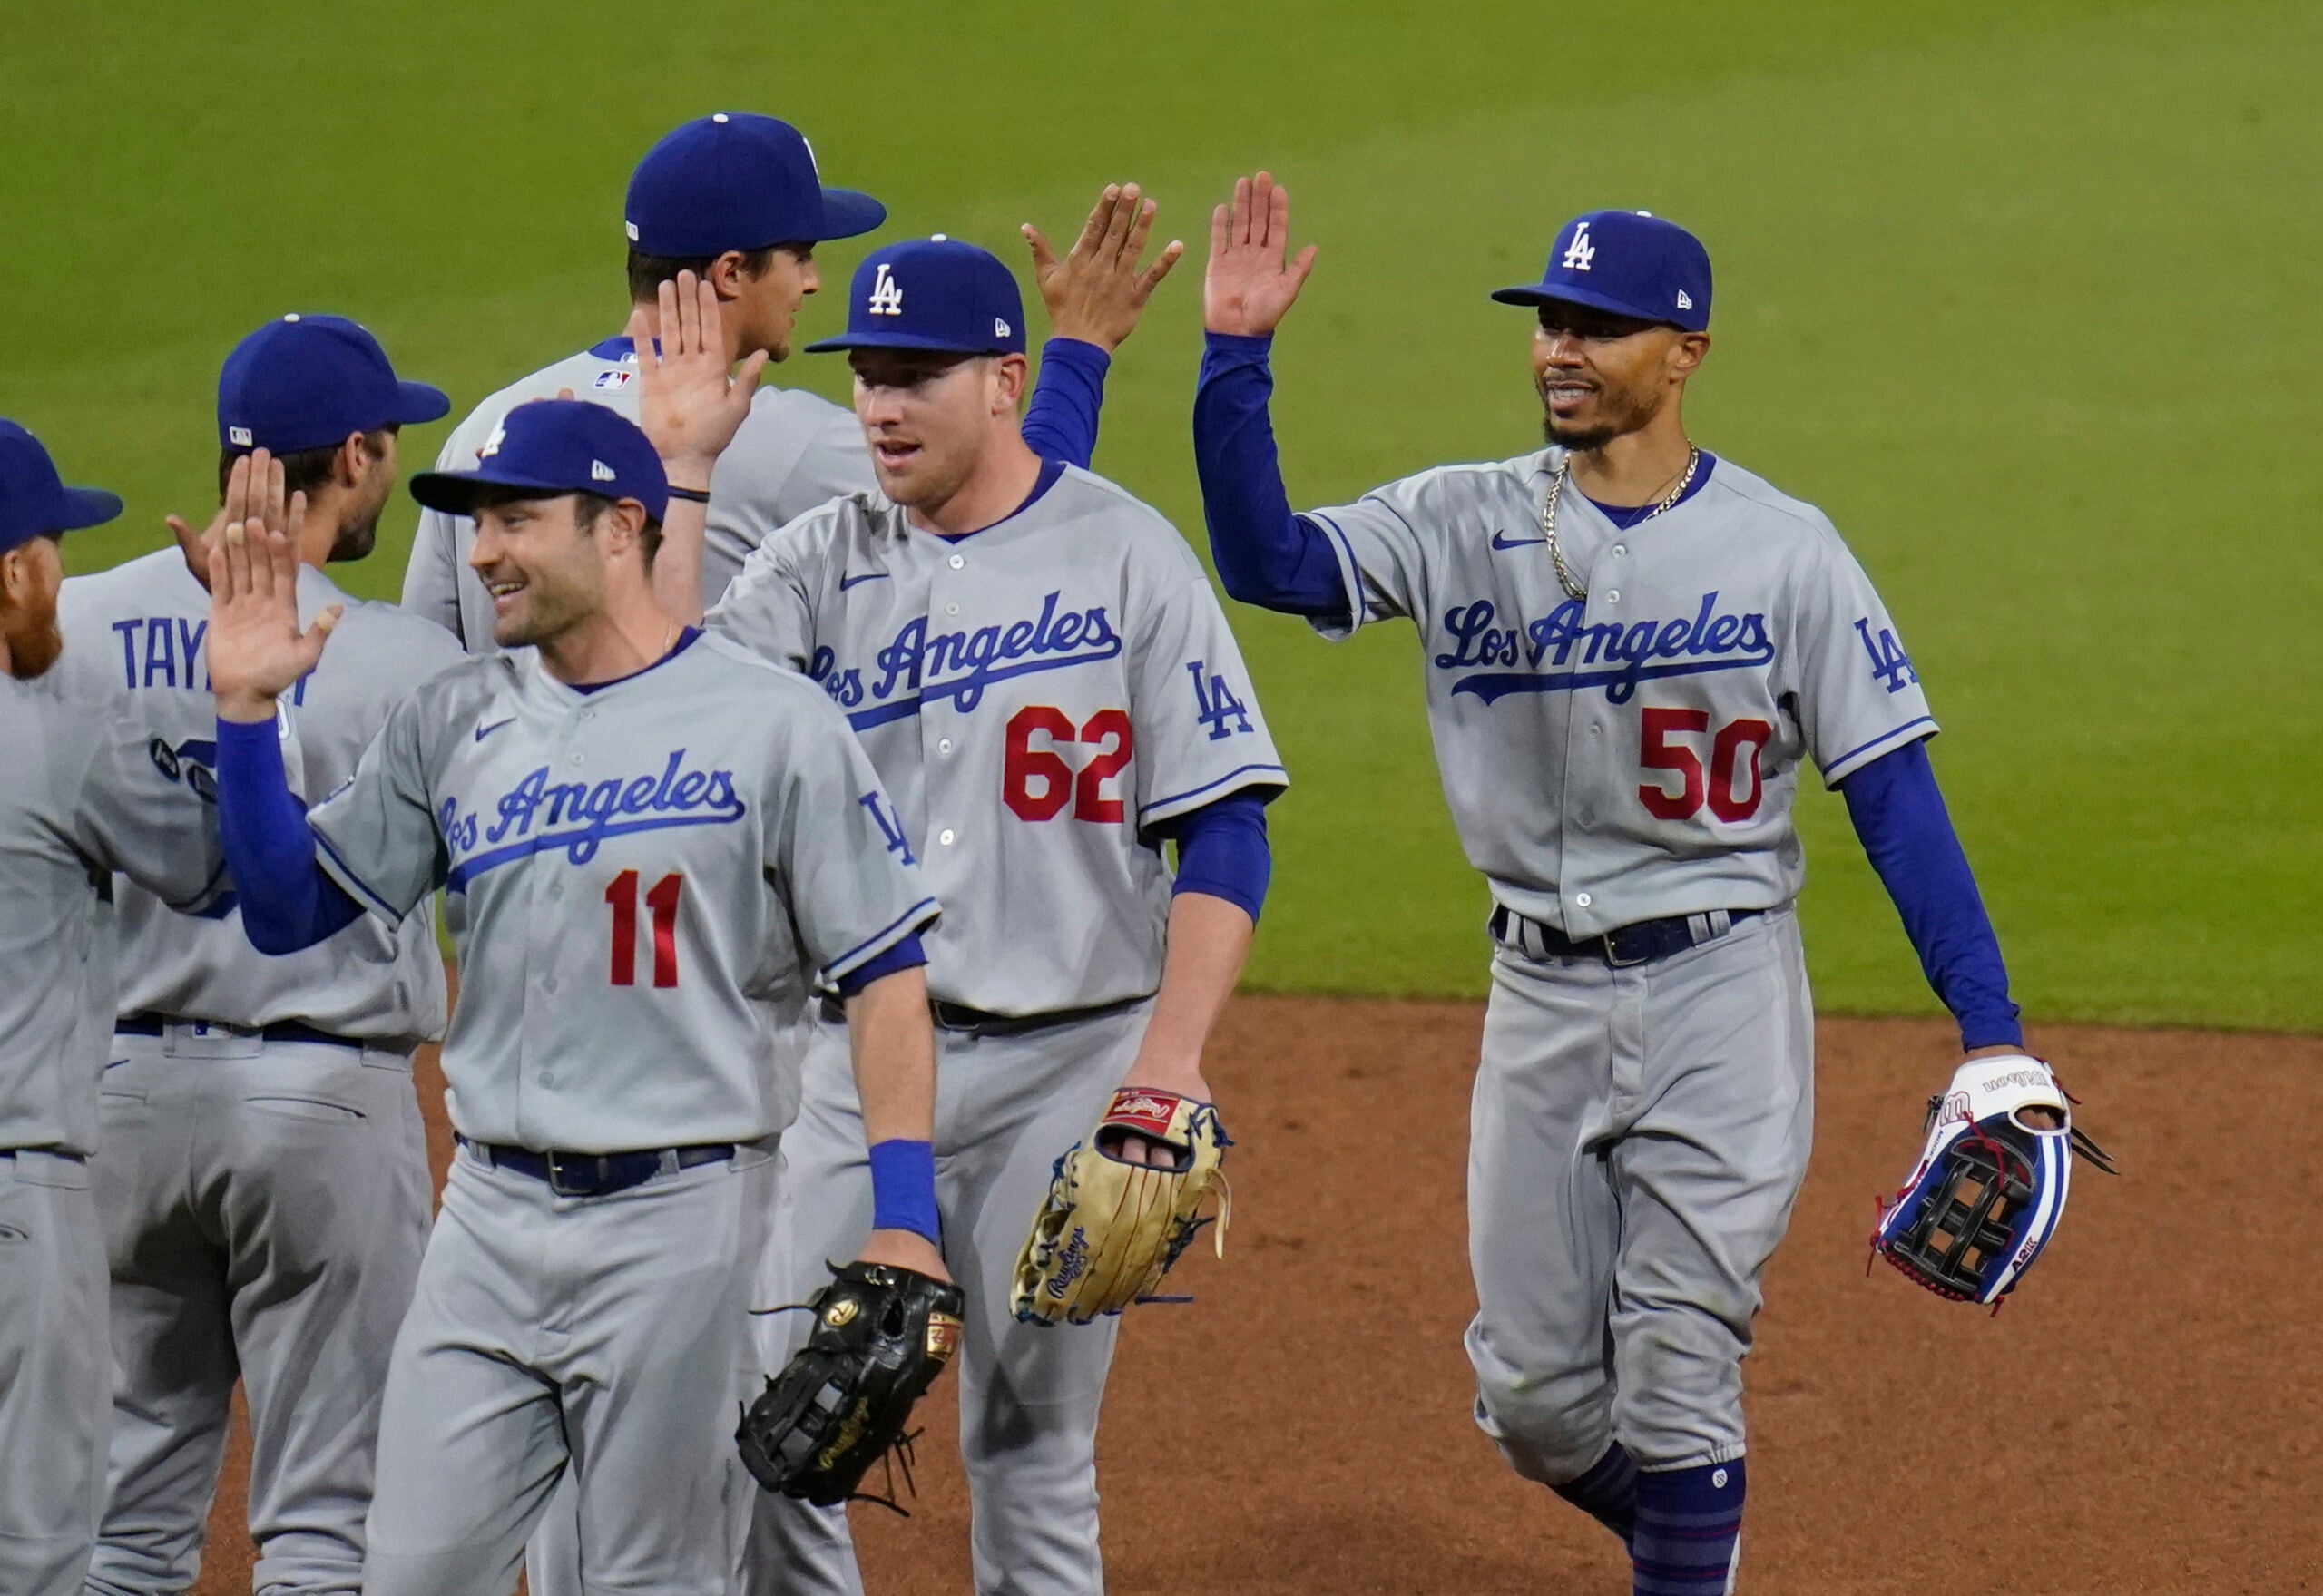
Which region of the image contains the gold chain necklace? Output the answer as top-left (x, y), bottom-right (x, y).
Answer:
top-left (1544, 444), bottom-right (1700, 602)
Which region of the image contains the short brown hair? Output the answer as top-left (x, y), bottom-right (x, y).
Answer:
top-left (624, 242), bottom-right (788, 305)
top-left (216, 427), bottom-right (390, 504)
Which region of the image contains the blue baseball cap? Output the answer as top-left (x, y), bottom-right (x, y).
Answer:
top-left (407, 399), bottom-right (670, 523)
top-left (219, 314), bottom-right (451, 456)
top-left (805, 237), bottom-right (1027, 357)
top-left (0, 419), bottom-right (122, 557)
top-left (625, 113), bottom-right (886, 257)
top-left (1493, 211), bottom-right (1712, 332)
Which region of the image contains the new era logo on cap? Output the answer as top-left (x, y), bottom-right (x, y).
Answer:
top-left (995, 318), bottom-right (1011, 337)
top-left (229, 426), bottom-right (253, 446)
top-left (590, 459), bottom-right (617, 482)
top-left (1677, 290), bottom-right (1694, 310)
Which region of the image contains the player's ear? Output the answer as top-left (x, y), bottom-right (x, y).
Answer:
top-left (706, 250), bottom-right (751, 302)
top-left (991, 353), bottom-right (1030, 416)
top-left (1671, 331), bottom-right (1710, 379)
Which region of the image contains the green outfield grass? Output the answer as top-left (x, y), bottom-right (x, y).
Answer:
top-left (5, 0), bottom-right (2315, 1030)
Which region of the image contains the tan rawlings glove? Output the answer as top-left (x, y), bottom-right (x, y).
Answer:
top-left (1010, 1088), bottom-right (1230, 1326)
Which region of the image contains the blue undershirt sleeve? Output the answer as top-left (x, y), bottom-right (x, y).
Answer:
top-left (1158, 790), bottom-right (1272, 924)
top-left (214, 716), bottom-right (365, 955)
top-left (1192, 331), bottom-right (1349, 620)
top-left (1840, 739), bottom-right (2024, 1051)
top-left (1020, 338), bottom-right (1111, 471)
top-left (832, 932), bottom-right (927, 998)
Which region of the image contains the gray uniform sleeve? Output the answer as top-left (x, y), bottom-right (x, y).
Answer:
top-left (1128, 570), bottom-right (1289, 833)
top-left (766, 690), bottom-right (937, 983)
top-left (1788, 519), bottom-right (1938, 786)
top-left (402, 428), bottom-right (475, 643)
top-left (306, 693), bottom-right (446, 919)
top-left (67, 712), bottom-right (227, 911)
top-left (1301, 469), bottom-right (1444, 637)
top-left (770, 404), bottom-right (875, 524)
top-left (706, 529), bottom-right (819, 672)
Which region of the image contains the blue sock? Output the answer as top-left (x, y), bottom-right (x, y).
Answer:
top-left (1552, 1442), bottom-right (1639, 1545)
top-left (1632, 1457), bottom-right (1746, 1596)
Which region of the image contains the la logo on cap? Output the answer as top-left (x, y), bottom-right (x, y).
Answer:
top-left (1561, 221), bottom-right (1595, 272)
top-left (867, 262), bottom-right (904, 317)
top-left (478, 420), bottom-right (506, 460)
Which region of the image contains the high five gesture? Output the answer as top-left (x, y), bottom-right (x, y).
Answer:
top-left (1204, 171), bottom-right (1318, 338)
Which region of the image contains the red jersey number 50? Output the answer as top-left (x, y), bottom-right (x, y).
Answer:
top-left (1004, 706), bottom-right (1133, 823)
top-left (1638, 707), bottom-right (1773, 822)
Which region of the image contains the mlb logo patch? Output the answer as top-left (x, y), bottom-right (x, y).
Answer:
top-left (593, 369), bottom-right (633, 389)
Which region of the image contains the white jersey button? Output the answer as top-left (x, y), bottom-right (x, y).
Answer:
top-left (948, 553), bottom-right (965, 570)
top-left (938, 739), bottom-right (953, 755)
top-left (937, 828), bottom-right (956, 846)
top-left (946, 602), bottom-right (959, 616)
top-left (1587, 723), bottom-right (1602, 738)
top-left (1612, 545), bottom-right (1627, 557)
top-left (1605, 590), bottom-right (1621, 603)
top-left (1575, 892), bottom-right (1593, 908)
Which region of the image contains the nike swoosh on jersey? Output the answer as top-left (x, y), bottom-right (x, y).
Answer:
top-left (474, 718), bottom-right (516, 741)
top-left (838, 572), bottom-right (891, 591)
top-left (1490, 530), bottom-right (1548, 551)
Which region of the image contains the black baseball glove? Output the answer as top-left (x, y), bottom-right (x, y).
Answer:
top-left (737, 1260), bottom-right (965, 1510)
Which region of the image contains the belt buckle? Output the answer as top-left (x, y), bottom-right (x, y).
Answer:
top-left (1602, 931), bottom-right (1651, 970)
top-left (544, 1150), bottom-right (606, 1197)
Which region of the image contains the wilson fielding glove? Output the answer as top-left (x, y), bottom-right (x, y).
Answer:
top-left (1873, 1053), bottom-right (2117, 1305)
top-left (1011, 1087), bottom-right (1230, 1327)
top-left (736, 1261), bottom-right (965, 1510)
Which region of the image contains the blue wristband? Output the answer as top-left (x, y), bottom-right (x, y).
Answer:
top-left (867, 1139), bottom-right (941, 1246)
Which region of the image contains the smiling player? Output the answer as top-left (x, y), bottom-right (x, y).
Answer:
top-left (1191, 174), bottom-right (2077, 1594)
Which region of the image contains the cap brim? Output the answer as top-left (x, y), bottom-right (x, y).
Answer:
top-left (809, 188), bottom-right (887, 242)
top-left (408, 466), bottom-right (586, 516)
top-left (54, 485), bottom-right (123, 532)
top-left (1490, 280), bottom-right (1700, 330)
top-left (803, 329), bottom-right (1011, 356)
top-left (391, 380), bottom-right (453, 426)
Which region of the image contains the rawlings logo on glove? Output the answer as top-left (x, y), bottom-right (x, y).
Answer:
top-left (1011, 1087), bottom-right (1231, 1326)
top-left (1872, 1053), bottom-right (2117, 1306)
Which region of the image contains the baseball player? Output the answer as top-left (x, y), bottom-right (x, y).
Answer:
top-left (204, 395), bottom-right (951, 1596)
top-left (0, 420), bottom-right (226, 1596)
top-left (1193, 177), bottom-right (2035, 1594)
top-left (52, 314), bottom-right (464, 1596)
top-left (403, 106), bottom-right (1148, 651)
top-left (664, 236), bottom-right (1282, 1596)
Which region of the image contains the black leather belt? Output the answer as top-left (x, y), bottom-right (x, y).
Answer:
top-left (818, 994), bottom-right (1148, 1038)
top-left (118, 1012), bottom-right (366, 1051)
top-left (457, 1136), bottom-right (735, 1198)
top-left (1490, 906), bottom-right (1763, 969)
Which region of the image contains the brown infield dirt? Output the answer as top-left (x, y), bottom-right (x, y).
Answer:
top-left (187, 998), bottom-right (2320, 1594)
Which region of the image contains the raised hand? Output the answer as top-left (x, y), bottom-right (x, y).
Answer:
top-left (1203, 171), bottom-right (1318, 338)
top-left (632, 270), bottom-right (769, 491)
top-left (207, 501), bottom-right (338, 724)
top-left (1023, 182), bottom-right (1185, 354)
top-left (168, 447), bottom-right (291, 591)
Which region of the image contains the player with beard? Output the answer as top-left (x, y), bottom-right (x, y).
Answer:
top-left (52, 314), bottom-right (470, 1596)
top-left (0, 419), bottom-right (227, 1596)
top-left (1194, 180), bottom-right (2039, 1594)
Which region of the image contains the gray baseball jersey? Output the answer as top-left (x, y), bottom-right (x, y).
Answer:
top-left (305, 630), bottom-right (935, 1150)
top-left (0, 674), bottom-right (224, 1155)
top-left (707, 465), bottom-right (1286, 1017)
top-left (1305, 448), bottom-right (1934, 935)
top-left (402, 338), bottom-right (872, 651)
top-left (54, 551), bottom-right (460, 1043)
